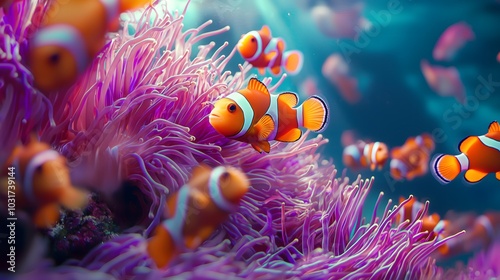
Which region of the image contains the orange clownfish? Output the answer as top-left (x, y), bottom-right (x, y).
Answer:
top-left (342, 140), bottom-right (389, 171)
top-left (390, 133), bottom-right (435, 181)
top-left (431, 121), bottom-right (500, 184)
top-left (1, 138), bottom-right (88, 228)
top-left (395, 196), bottom-right (449, 255)
top-left (441, 212), bottom-right (500, 258)
top-left (237, 25), bottom-right (303, 76)
top-left (147, 165), bottom-right (249, 268)
top-left (28, 0), bottom-right (151, 92)
top-left (209, 78), bottom-right (329, 153)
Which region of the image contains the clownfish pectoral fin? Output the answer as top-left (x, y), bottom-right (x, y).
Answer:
top-left (260, 25), bottom-right (272, 37)
top-left (282, 51), bottom-right (303, 75)
top-left (33, 203), bottom-right (60, 228)
top-left (247, 78), bottom-right (270, 95)
top-left (265, 51), bottom-right (277, 62)
top-left (300, 96), bottom-right (329, 132)
top-left (370, 163), bottom-right (376, 171)
top-left (258, 68), bottom-right (266, 75)
top-left (464, 169), bottom-right (488, 183)
top-left (271, 65), bottom-right (282, 75)
top-left (458, 136), bottom-right (476, 153)
top-left (255, 114), bottom-right (274, 141)
top-left (276, 128), bottom-right (302, 142)
top-left (431, 154), bottom-right (461, 184)
top-left (278, 92), bottom-right (299, 107)
top-left (487, 121), bottom-right (500, 134)
top-left (496, 172), bottom-right (500, 180)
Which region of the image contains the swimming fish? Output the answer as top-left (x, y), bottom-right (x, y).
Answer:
top-left (395, 196), bottom-right (449, 255)
top-left (237, 25), bottom-right (303, 76)
top-left (28, 0), bottom-right (151, 92)
top-left (0, 137), bottom-right (88, 228)
top-left (147, 165), bottom-right (249, 268)
top-left (342, 140), bottom-right (388, 171)
top-left (431, 121), bottom-right (500, 184)
top-left (433, 22), bottom-right (475, 62)
top-left (209, 78), bottom-right (329, 153)
top-left (390, 133), bottom-right (435, 181)
top-left (441, 212), bottom-right (500, 258)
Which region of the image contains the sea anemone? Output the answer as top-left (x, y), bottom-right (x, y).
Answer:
top-left (0, 0), bottom-right (54, 164)
top-left (2, 0), bottom-right (469, 279)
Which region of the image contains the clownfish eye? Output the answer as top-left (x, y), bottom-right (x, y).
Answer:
top-left (227, 103), bottom-right (237, 113)
top-left (251, 37), bottom-right (256, 43)
top-left (48, 52), bottom-right (60, 65)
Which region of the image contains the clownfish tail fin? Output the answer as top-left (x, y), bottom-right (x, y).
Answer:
top-left (299, 96), bottom-right (329, 133)
top-left (431, 154), bottom-right (461, 184)
top-left (282, 50), bottom-right (303, 75)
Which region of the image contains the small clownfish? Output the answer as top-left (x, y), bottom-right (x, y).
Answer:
top-left (29, 0), bottom-right (152, 92)
top-left (209, 78), bottom-right (329, 153)
top-left (237, 25), bottom-right (303, 76)
top-left (390, 133), bottom-right (435, 181)
top-left (0, 138), bottom-right (88, 228)
top-left (147, 165), bottom-right (249, 268)
top-left (432, 121), bottom-right (500, 184)
top-left (441, 212), bottom-right (500, 258)
top-left (395, 196), bottom-right (450, 255)
top-left (342, 140), bottom-right (388, 171)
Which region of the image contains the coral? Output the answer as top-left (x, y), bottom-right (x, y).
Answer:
top-left (46, 194), bottom-right (119, 264)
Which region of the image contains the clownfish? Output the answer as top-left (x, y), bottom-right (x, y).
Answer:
top-left (28, 0), bottom-right (151, 92)
top-left (395, 196), bottom-right (449, 255)
top-left (441, 212), bottom-right (500, 258)
top-left (1, 138), bottom-right (88, 228)
top-left (237, 25), bottom-right (303, 76)
top-left (432, 121), bottom-right (500, 184)
top-left (390, 133), bottom-right (435, 181)
top-left (342, 140), bottom-right (388, 171)
top-left (147, 165), bottom-right (249, 268)
top-left (209, 78), bottom-right (329, 153)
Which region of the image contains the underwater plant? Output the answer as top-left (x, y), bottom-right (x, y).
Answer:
top-left (2, 0), bottom-right (496, 279)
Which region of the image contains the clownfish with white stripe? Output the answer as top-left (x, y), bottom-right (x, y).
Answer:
top-left (147, 165), bottom-right (249, 268)
top-left (237, 25), bottom-right (303, 76)
top-left (0, 137), bottom-right (88, 228)
top-left (209, 78), bottom-right (329, 153)
top-left (28, 0), bottom-right (151, 92)
top-left (395, 196), bottom-right (450, 255)
top-left (342, 140), bottom-right (388, 171)
top-left (390, 133), bottom-right (435, 181)
top-left (432, 121), bottom-right (500, 184)
top-left (442, 212), bottom-right (500, 257)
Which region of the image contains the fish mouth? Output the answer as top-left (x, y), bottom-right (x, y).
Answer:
top-left (209, 113), bottom-right (220, 118)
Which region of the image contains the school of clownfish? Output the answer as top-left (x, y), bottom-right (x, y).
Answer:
top-left (1, 0), bottom-right (500, 270)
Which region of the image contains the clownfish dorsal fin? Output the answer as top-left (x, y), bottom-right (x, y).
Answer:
top-left (458, 136), bottom-right (476, 153)
top-left (487, 121), bottom-right (500, 133)
top-left (255, 114), bottom-right (274, 141)
top-left (247, 78), bottom-right (270, 96)
top-left (260, 25), bottom-right (272, 38)
top-left (278, 92), bottom-right (298, 107)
